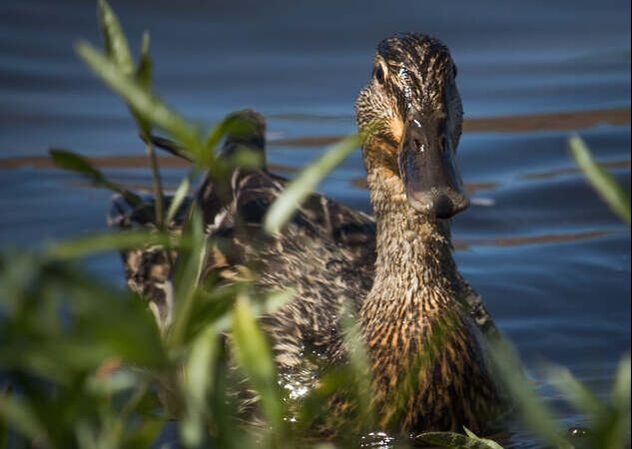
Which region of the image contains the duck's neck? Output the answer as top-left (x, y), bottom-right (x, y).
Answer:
top-left (360, 165), bottom-right (461, 328)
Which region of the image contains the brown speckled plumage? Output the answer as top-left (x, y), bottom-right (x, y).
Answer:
top-left (109, 33), bottom-right (502, 435)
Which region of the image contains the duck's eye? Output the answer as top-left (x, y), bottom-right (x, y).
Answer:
top-left (374, 64), bottom-right (385, 84)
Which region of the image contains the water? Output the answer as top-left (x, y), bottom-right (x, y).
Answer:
top-left (0, 0), bottom-right (630, 447)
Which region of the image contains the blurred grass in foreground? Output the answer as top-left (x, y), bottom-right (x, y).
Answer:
top-left (568, 134), bottom-right (631, 225)
top-left (0, 1), bottom-right (630, 448)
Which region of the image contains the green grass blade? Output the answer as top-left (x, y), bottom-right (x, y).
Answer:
top-left (463, 426), bottom-right (505, 448)
top-left (166, 175), bottom-right (192, 225)
top-left (47, 230), bottom-right (184, 260)
top-left (181, 323), bottom-right (219, 448)
top-left (167, 211), bottom-right (207, 348)
top-left (0, 396), bottom-right (49, 447)
top-left (264, 134), bottom-right (360, 234)
top-left (489, 340), bottom-right (571, 449)
top-left (546, 365), bottom-right (605, 417)
top-left (50, 148), bottom-right (106, 183)
top-left (257, 288), bottom-right (295, 317)
top-left (137, 31), bottom-right (152, 89)
top-left (611, 354), bottom-right (631, 413)
top-left (49, 148), bottom-right (143, 206)
top-left (416, 431), bottom-right (505, 449)
top-left (231, 294), bottom-right (285, 440)
top-left (340, 307), bottom-right (374, 427)
top-left (202, 111), bottom-right (264, 172)
top-left (205, 118), bottom-right (229, 154)
top-left (132, 30), bottom-right (153, 135)
top-left (602, 355), bottom-right (632, 449)
top-left (0, 387), bottom-right (9, 449)
top-left (202, 286), bottom-right (295, 336)
top-left (569, 134), bottom-right (631, 225)
top-left (97, 0), bottom-right (134, 75)
top-left (75, 41), bottom-right (204, 157)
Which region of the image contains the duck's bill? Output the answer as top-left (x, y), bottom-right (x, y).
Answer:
top-left (398, 115), bottom-right (469, 219)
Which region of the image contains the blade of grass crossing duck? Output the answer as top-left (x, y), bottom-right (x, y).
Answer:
top-left (181, 323), bottom-right (220, 448)
top-left (231, 293), bottom-right (286, 444)
top-left (166, 174), bottom-right (193, 226)
top-left (264, 133), bottom-right (361, 234)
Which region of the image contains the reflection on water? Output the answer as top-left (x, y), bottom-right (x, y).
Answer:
top-left (0, 0), bottom-right (630, 447)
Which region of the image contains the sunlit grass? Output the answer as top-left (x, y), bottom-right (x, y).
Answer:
top-left (568, 134), bottom-right (631, 225)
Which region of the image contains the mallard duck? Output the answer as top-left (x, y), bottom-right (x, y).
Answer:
top-left (109, 33), bottom-right (502, 434)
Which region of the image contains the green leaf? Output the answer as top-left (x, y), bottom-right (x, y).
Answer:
top-left (264, 134), bottom-right (360, 234)
top-left (132, 30), bottom-right (153, 136)
top-left (231, 294), bottom-right (285, 437)
top-left (122, 418), bottom-right (166, 449)
top-left (181, 323), bottom-right (219, 448)
top-left (205, 118), bottom-right (231, 153)
top-left (46, 230), bottom-right (186, 260)
top-left (97, 0), bottom-right (134, 75)
top-left (464, 427), bottom-right (505, 449)
top-left (546, 365), bottom-right (605, 417)
top-left (226, 146), bottom-right (265, 171)
top-left (602, 354), bottom-right (632, 449)
top-left (55, 271), bottom-right (167, 369)
top-left (166, 175), bottom-right (192, 226)
top-left (201, 111), bottom-right (261, 172)
top-left (49, 148), bottom-right (142, 206)
top-left (85, 368), bottom-right (140, 397)
top-left (489, 339), bottom-right (572, 449)
top-left (339, 306), bottom-right (373, 427)
top-left (416, 431), bottom-right (504, 449)
top-left (167, 211), bottom-right (207, 348)
top-left (182, 285), bottom-right (294, 343)
top-left (611, 354), bottom-right (631, 412)
top-left (0, 387), bottom-right (9, 449)
top-left (50, 148), bottom-right (105, 182)
top-left (569, 134), bottom-right (631, 225)
top-left (75, 41), bottom-right (204, 158)
top-left (0, 395), bottom-right (49, 447)
top-left (256, 288), bottom-right (295, 317)
top-left (137, 31), bottom-right (152, 89)
top-left (205, 110), bottom-right (261, 154)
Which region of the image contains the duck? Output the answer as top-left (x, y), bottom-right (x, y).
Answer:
top-left (109, 33), bottom-right (503, 434)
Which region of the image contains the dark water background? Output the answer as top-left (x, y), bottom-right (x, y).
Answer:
top-left (0, 0), bottom-right (630, 447)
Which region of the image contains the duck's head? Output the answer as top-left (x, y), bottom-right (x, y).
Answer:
top-left (221, 109), bottom-right (266, 163)
top-left (356, 33), bottom-right (468, 220)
